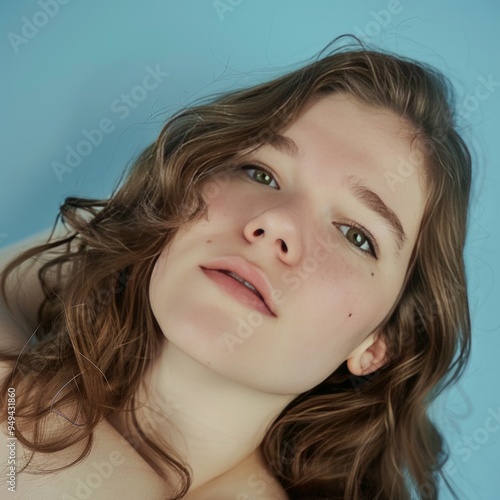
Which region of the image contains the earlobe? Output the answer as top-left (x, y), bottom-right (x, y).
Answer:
top-left (346, 331), bottom-right (389, 376)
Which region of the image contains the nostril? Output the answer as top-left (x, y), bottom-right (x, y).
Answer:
top-left (253, 228), bottom-right (265, 236)
top-left (279, 239), bottom-right (288, 253)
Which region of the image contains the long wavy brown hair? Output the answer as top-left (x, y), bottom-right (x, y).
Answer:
top-left (0, 36), bottom-right (471, 499)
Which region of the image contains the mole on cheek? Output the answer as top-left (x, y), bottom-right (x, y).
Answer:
top-left (206, 239), bottom-right (212, 244)
top-left (371, 272), bottom-right (374, 277)
top-left (348, 313), bottom-right (352, 318)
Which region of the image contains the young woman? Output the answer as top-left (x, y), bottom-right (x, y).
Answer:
top-left (0, 37), bottom-right (471, 499)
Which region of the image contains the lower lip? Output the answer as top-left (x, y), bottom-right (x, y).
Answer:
top-left (201, 268), bottom-right (275, 317)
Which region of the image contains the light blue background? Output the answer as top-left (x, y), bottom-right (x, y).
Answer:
top-left (1, 1), bottom-right (499, 498)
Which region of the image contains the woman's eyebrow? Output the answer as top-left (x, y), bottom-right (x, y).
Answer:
top-left (268, 134), bottom-right (407, 252)
top-left (346, 175), bottom-right (407, 252)
top-left (268, 133), bottom-right (300, 158)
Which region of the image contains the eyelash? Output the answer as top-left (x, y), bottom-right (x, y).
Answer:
top-left (239, 164), bottom-right (378, 259)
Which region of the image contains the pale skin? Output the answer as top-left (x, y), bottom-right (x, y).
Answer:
top-left (0, 93), bottom-right (426, 499)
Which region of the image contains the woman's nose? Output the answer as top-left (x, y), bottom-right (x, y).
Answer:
top-left (243, 206), bottom-right (303, 265)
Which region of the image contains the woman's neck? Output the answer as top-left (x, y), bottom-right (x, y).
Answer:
top-left (109, 341), bottom-right (295, 493)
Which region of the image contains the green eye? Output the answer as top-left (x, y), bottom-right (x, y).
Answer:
top-left (346, 227), bottom-right (367, 246)
top-left (254, 170), bottom-right (273, 185)
top-left (338, 224), bottom-right (377, 258)
top-left (241, 165), bottom-right (279, 189)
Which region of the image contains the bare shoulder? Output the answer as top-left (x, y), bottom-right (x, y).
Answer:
top-left (0, 417), bottom-right (169, 499)
top-left (0, 223), bottom-right (77, 354)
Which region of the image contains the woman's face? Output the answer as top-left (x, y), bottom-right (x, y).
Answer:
top-left (149, 93), bottom-right (426, 395)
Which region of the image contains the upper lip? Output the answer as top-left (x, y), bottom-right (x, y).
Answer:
top-left (200, 256), bottom-right (277, 317)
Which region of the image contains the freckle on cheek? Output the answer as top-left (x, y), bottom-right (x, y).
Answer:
top-left (206, 239), bottom-right (212, 244)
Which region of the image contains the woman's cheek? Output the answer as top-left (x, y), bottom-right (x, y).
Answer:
top-left (312, 267), bottom-right (381, 328)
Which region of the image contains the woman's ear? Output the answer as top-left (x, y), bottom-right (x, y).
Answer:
top-left (346, 331), bottom-right (389, 376)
